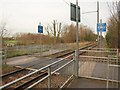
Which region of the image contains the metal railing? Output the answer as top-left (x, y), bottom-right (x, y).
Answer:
top-left (79, 48), bottom-right (119, 88)
top-left (1, 49), bottom-right (7, 65)
top-left (1, 43), bottom-right (97, 89)
top-left (107, 55), bottom-right (119, 88)
top-left (0, 53), bottom-right (75, 89)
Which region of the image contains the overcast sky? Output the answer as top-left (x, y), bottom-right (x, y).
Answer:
top-left (0, 0), bottom-right (118, 36)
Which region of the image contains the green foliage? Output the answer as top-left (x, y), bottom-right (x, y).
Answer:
top-left (6, 47), bottom-right (49, 58)
top-left (7, 50), bottom-right (28, 58)
top-left (5, 40), bottom-right (17, 45)
top-left (105, 32), bottom-right (111, 47)
top-left (105, 15), bottom-right (118, 48)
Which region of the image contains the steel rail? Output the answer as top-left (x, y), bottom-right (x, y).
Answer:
top-left (13, 72), bottom-right (47, 90)
top-left (1, 56), bottom-right (56, 79)
top-left (0, 68), bottom-right (26, 78)
top-left (0, 43), bottom-right (96, 89)
top-left (0, 53), bottom-right (74, 89)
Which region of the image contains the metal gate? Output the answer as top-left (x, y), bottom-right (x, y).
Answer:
top-left (78, 48), bottom-right (119, 88)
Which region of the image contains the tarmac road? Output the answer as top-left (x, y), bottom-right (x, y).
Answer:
top-left (6, 55), bottom-right (72, 74)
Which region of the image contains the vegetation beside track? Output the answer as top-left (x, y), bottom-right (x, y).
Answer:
top-left (3, 42), bottom-right (93, 58)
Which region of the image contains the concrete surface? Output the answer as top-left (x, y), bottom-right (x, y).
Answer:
top-left (79, 61), bottom-right (119, 81)
top-left (69, 77), bottom-right (118, 88)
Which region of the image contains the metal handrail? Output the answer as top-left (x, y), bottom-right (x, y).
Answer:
top-left (91, 48), bottom-right (117, 51)
top-left (0, 53), bottom-right (74, 89)
top-left (79, 50), bottom-right (117, 53)
top-left (1, 43), bottom-right (97, 89)
top-left (79, 55), bottom-right (118, 60)
top-left (26, 59), bottom-right (74, 89)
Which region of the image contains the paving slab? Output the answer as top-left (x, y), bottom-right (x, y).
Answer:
top-left (69, 77), bottom-right (118, 88)
top-left (79, 61), bottom-right (119, 81)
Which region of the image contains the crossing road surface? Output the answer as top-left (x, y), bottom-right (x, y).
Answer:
top-left (7, 56), bottom-right (61, 69)
top-left (6, 55), bottom-right (71, 73)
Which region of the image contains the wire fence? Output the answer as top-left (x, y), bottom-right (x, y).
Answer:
top-left (2, 43), bottom-right (75, 58)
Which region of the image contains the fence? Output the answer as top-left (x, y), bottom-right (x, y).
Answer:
top-left (79, 48), bottom-right (119, 88)
top-left (3, 44), bottom-right (75, 58)
top-left (1, 49), bottom-right (7, 65)
top-left (0, 54), bottom-right (75, 89)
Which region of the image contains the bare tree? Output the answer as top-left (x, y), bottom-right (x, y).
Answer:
top-left (45, 20), bottom-right (62, 44)
top-left (117, 1), bottom-right (120, 49)
top-left (62, 24), bottom-right (96, 43)
top-left (0, 22), bottom-right (7, 38)
top-left (106, 1), bottom-right (120, 48)
top-left (0, 21), bottom-right (8, 48)
top-left (107, 1), bottom-right (119, 22)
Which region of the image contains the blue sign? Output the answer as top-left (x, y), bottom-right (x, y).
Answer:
top-left (97, 23), bottom-right (106, 32)
top-left (38, 25), bottom-right (43, 33)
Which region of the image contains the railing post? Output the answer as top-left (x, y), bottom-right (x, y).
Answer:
top-left (75, 50), bottom-right (79, 78)
top-left (48, 66), bottom-right (51, 89)
top-left (106, 55), bottom-right (110, 89)
top-left (2, 48), bottom-right (7, 65)
top-left (116, 49), bottom-right (119, 88)
top-left (73, 53), bottom-right (76, 77)
top-left (117, 49), bottom-right (119, 65)
top-left (5, 48), bottom-right (7, 64)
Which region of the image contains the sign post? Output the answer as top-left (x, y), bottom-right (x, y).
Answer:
top-left (97, 20), bottom-right (106, 48)
top-left (100, 19), bottom-right (102, 49)
top-left (70, 0), bottom-right (80, 78)
top-left (38, 22), bottom-right (43, 56)
top-left (76, 0), bottom-right (79, 78)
